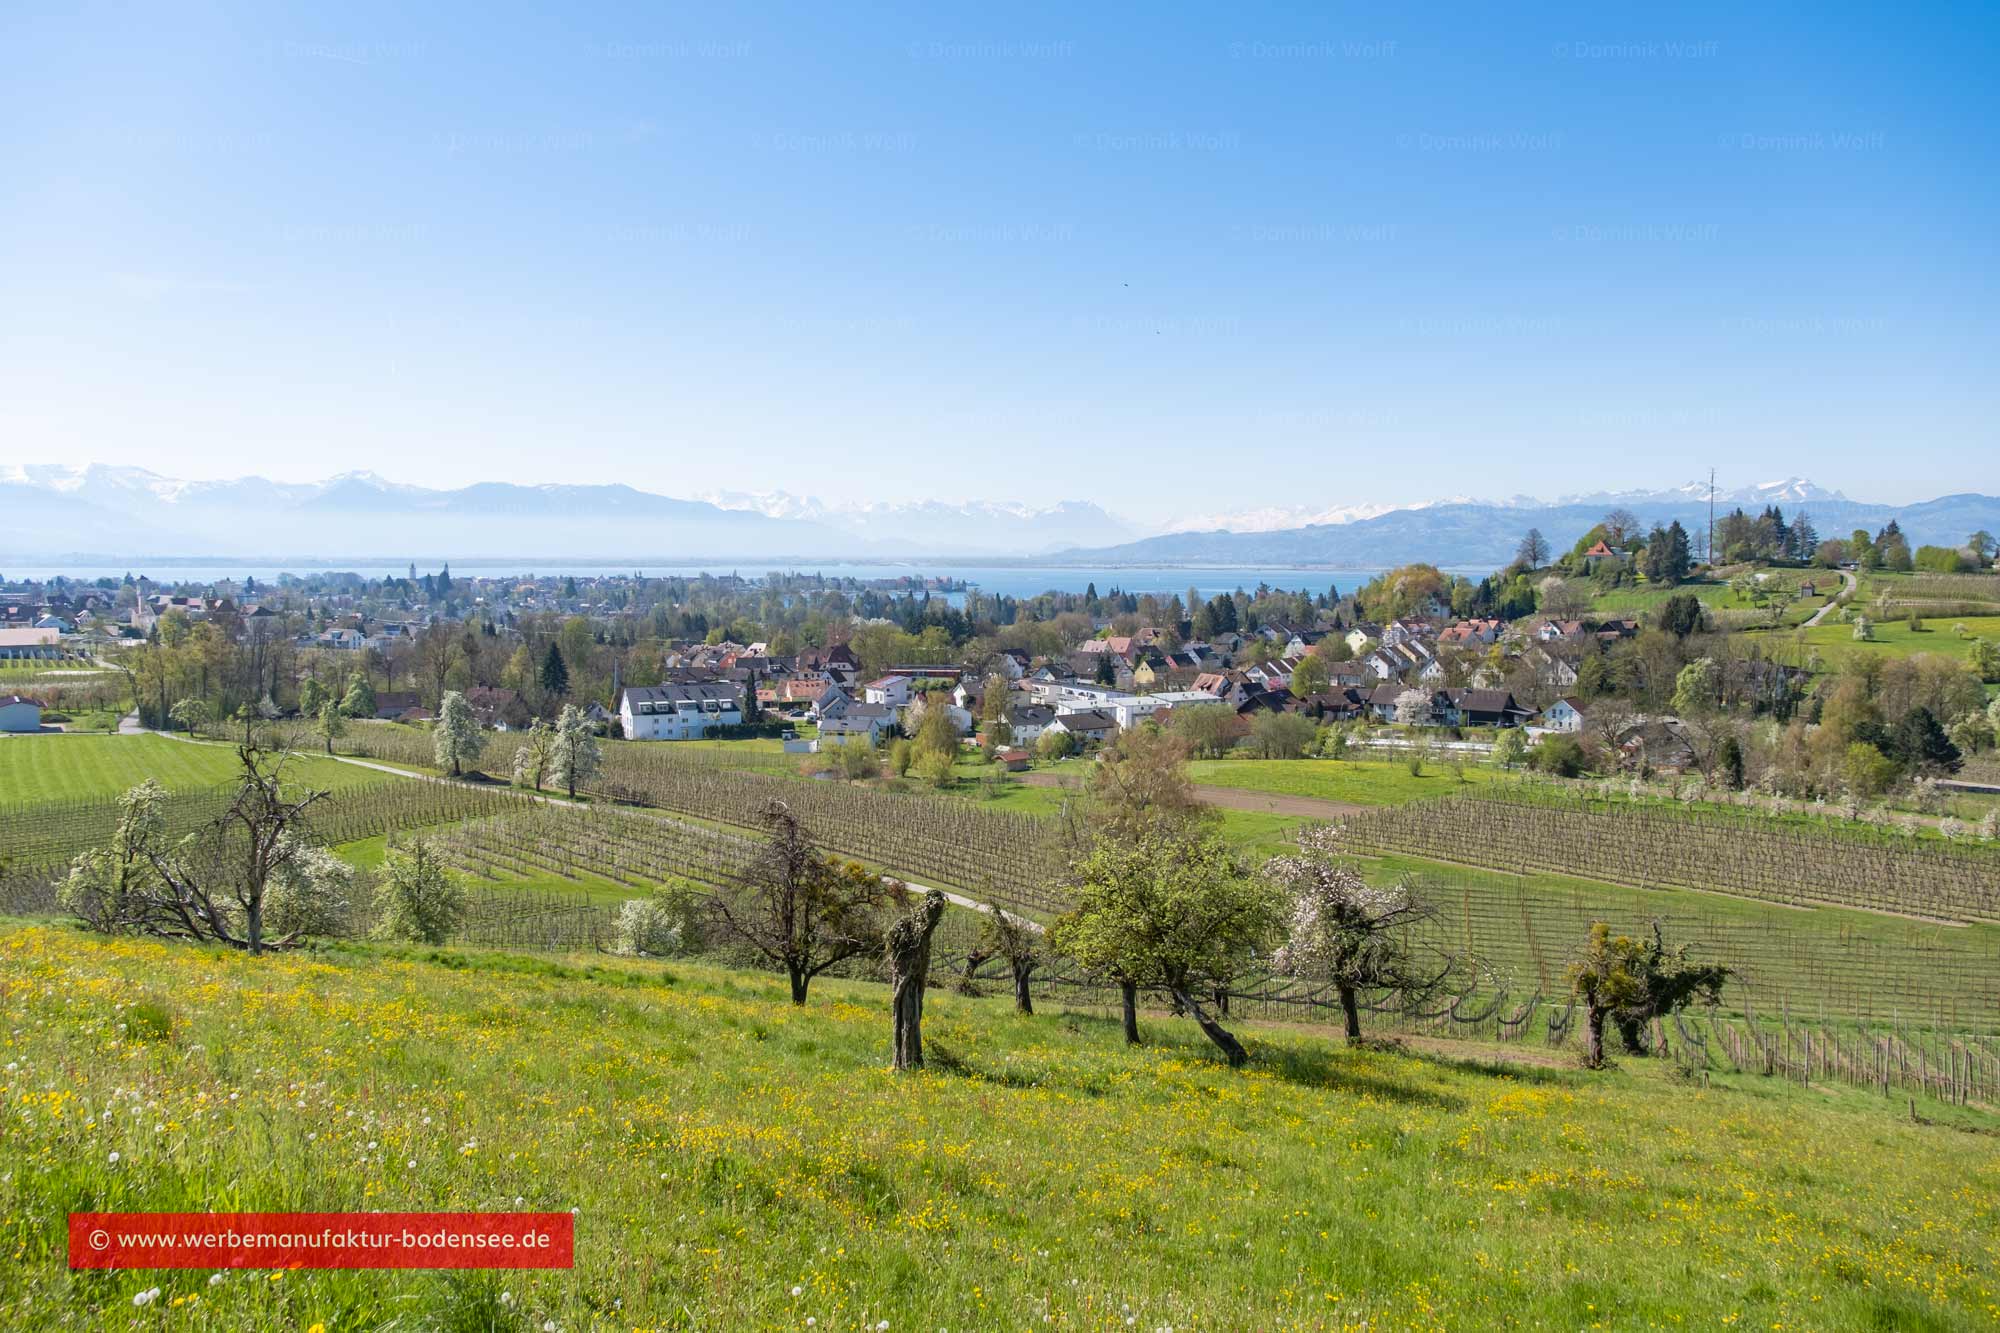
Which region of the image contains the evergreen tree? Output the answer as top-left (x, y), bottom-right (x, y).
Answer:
top-left (538, 642), bottom-right (570, 699)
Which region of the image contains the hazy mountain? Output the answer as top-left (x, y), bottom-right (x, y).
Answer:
top-left (1050, 488), bottom-right (2000, 570)
top-left (1, 465), bottom-right (1131, 562)
top-left (695, 490), bottom-right (1136, 554)
top-left (0, 465), bottom-right (859, 561)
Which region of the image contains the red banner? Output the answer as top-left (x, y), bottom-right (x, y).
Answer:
top-left (69, 1212), bottom-right (574, 1270)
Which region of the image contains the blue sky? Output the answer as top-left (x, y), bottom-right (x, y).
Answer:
top-left (3, 0), bottom-right (1994, 524)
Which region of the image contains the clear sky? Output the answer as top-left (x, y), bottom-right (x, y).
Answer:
top-left (3, 0), bottom-right (1994, 524)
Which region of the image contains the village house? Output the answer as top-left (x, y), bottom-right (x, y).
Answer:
top-left (863, 675), bottom-right (914, 708)
top-left (1048, 709), bottom-right (1119, 747)
top-left (818, 704), bottom-right (897, 745)
top-left (619, 682), bottom-right (744, 741)
top-left (1540, 696), bottom-right (1588, 733)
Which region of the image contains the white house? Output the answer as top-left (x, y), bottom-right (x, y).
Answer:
top-left (1002, 703), bottom-right (1055, 744)
top-left (818, 704), bottom-right (897, 744)
top-left (863, 675), bottom-right (913, 708)
top-left (619, 683), bottom-right (743, 740)
top-left (0, 695), bottom-right (44, 732)
top-left (1541, 697), bottom-right (1588, 733)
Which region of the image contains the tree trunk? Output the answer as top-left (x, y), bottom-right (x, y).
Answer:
top-left (1584, 1004), bottom-right (1607, 1068)
top-left (1173, 986), bottom-right (1248, 1068)
top-left (1120, 979), bottom-right (1141, 1045)
top-left (787, 964), bottom-right (810, 1006)
top-left (1617, 1014), bottom-right (1648, 1056)
top-left (889, 892), bottom-right (946, 1071)
top-left (245, 894), bottom-right (264, 957)
top-left (1338, 984), bottom-right (1362, 1041)
top-left (1213, 986), bottom-right (1230, 1017)
top-left (1011, 958), bottom-right (1036, 1015)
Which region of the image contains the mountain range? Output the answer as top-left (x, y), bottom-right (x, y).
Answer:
top-left (0, 465), bottom-right (1131, 562)
top-left (2, 465), bottom-right (1993, 571)
top-left (1053, 479), bottom-right (1995, 570)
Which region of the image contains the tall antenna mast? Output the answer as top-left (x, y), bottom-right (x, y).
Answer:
top-left (1707, 467), bottom-right (1716, 567)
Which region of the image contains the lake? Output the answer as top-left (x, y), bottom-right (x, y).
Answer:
top-left (5, 559), bottom-right (1459, 602)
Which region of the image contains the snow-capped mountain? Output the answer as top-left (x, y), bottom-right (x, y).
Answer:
top-left (0, 465), bottom-right (856, 561)
top-left (1554, 476), bottom-right (1848, 508)
top-left (695, 490), bottom-right (1136, 554)
top-left (1, 466), bottom-right (1131, 561)
top-left (1161, 501), bottom-right (1402, 534)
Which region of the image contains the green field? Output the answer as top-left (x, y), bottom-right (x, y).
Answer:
top-left (1188, 756), bottom-right (1512, 806)
top-left (1589, 569), bottom-right (1832, 627)
top-left (2, 924), bottom-right (1994, 1329)
top-left (0, 733), bottom-right (377, 805)
top-left (1794, 613), bottom-right (2000, 665)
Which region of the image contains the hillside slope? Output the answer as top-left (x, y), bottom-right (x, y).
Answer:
top-left (3, 927), bottom-right (1996, 1329)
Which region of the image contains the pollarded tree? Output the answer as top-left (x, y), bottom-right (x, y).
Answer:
top-left (550, 703), bottom-right (602, 799)
top-left (886, 890), bottom-right (947, 1070)
top-left (978, 902), bottom-right (1043, 1015)
top-left (1050, 825), bottom-right (1286, 1067)
top-left (434, 689), bottom-right (482, 776)
top-left (1567, 921), bottom-right (1730, 1068)
top-left (1265, 826), bottom-right (1453, 1041)
top-left (707, 800), bottom-right (902, 1005)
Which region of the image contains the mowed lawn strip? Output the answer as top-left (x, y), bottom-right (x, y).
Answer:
top-left (0, 733), bottom-right (391, 806)
top-left (1187, 755), bottom-right (1514, 806)
top-left (1, 925), bottom-right (1995, 1329)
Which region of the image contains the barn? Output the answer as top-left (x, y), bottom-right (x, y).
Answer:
top-left (0, 695), bottom-right (45, 733)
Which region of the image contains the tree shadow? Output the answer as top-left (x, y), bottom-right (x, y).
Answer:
top-left (1251, 1042), bottom-right (1468, 1109)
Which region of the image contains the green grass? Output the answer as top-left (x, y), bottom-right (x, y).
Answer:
top-left (2, 924), bottom-right (1995, 1329)
top-left (1590, 570), bottom-right (1831, 626)
top-left (1794, 613), bottom-right (2000, 665)
top-left (0, 733), bottom-right (377, 805)
top-left (1187, 755), bottom-right (1513, 806)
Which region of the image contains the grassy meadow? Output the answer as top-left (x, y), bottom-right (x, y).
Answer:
top-left (1186, 757), bottom-right (1511, 807)
top-left (3, 923), bottom-right (1998, 1330)
top-left (1794, 613), bottom-right (2000, 666)
top-left (0, 733), bottom-right (376, 806)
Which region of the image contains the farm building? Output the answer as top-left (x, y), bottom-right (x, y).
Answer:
top-left (0, 627), bottom-right (63, 662)
top-left (0, 695), bottom-right (45, 732)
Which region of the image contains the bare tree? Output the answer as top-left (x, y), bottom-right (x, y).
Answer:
top-left (886, 890), bottom-right (946, 1070)
top-left (61, 748), bottom-right (333, 954)
top-left (706, 801), bottom-right (901, 1004)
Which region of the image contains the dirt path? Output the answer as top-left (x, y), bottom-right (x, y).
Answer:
top-left (1016, 770), bottom-right (1365, 819)
top-left (1801, 568), bottom-right (1857, 628)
